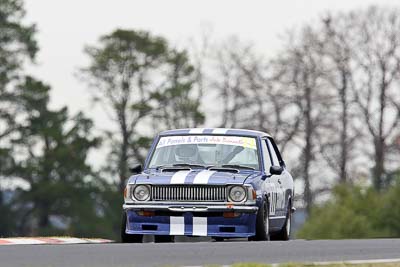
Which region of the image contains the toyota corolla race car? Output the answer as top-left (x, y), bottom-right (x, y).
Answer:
top-left (122, 128), bottom-right (294, 242)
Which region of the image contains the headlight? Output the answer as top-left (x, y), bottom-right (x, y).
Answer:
top-left (228, 186), bottom-right (246, 202)
top-left (133, 185), bottom-right (151, 201)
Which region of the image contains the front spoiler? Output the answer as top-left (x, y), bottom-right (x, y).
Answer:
top-left (124, 209), bottom-right (257, 237)
top-left (123, 204), bottom-right (258, 213)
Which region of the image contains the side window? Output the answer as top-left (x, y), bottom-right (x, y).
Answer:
top-left (261, 139), bottom-right (272, 172)
top-left (266, 139), bottom-right (280, 166)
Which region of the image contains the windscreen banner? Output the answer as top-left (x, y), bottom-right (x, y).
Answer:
top-left (157, 135), bottom-right (257, 150)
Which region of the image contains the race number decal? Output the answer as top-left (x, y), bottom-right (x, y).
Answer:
top-left (262, 183), bottom-right (277, 215)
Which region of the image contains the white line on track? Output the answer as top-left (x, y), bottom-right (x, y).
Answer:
top-left (184, 258), bottom-right (400, 267)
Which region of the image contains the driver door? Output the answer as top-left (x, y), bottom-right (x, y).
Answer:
top-left (262, 138), bottom-right (285, 216)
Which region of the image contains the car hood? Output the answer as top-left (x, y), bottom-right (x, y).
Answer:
top-left (129, 169), bottom-right (257, 185)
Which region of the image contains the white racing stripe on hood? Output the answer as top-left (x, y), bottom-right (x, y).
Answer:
top-left (170, 216), bottom-right (185, 235)
top-left (192, 217), bottom-right (207, 236)
top-left (193, 170), bottom-right (216, 184)
top-left (170, 170), bottom-right (191, 184)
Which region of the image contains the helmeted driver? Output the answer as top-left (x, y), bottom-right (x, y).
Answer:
top-left (174, 144), bottom-right (203, 163)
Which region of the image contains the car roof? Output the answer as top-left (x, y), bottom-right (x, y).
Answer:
top-left (159, 128), bottom-right (271, 138)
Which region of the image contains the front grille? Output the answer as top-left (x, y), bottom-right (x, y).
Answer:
top-left (151, 185), bottom-right (227, 202)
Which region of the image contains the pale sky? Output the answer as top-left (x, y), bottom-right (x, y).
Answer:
top-left (24, 0), bottom-right (400, 120)
top-left (21, 0), bottom-right (400, 173)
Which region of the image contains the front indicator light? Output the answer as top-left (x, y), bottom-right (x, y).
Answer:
top-left (123, 187), bottom-right (128, 198)
top-left (124, 184), bottom-right (134, 203)
top-left (252, 189), bottom-right (257, 200)
top-left (138, 210), bottom-right (155, 217)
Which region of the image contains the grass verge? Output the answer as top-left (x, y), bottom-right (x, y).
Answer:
top-left (224, 262), bottom-right (400, 267)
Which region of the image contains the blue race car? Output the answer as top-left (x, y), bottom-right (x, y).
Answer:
top-left (122, 128), bottom-right (294, 242)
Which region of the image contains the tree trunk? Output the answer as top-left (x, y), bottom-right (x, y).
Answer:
top-left (339, 70), bottom-right (348, 183)
top-left (373, 68), bottom-right (388, 190)
top-left (373, 137), bottom-right (385, 190)
top-left (303, 85), bottom-right (313, 214)
top-left (119, 142), bottom-right (128, 192)
top-left (38, 138), bottom-right (51, 233)
top-left (118, 104), bottom-right (130, 192)
top-left (119, 126), bottom-right (129, 192)
top-left (38, 201), bottom-right (50, 231)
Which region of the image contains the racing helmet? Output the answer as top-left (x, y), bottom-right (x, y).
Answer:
top-left (174, 144), bottom-right (199, 162)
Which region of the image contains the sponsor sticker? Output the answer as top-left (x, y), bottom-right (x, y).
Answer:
top-left (157, 135), bottom-right (257, 149)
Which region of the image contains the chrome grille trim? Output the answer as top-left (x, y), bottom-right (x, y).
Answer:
top-left (151, 185), bottom-right (227, 202)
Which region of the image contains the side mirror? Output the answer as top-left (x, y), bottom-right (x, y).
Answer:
top-left (129, 164), bottom-right (143, 174)
top-left (269, 165), bottom-right (283, 175)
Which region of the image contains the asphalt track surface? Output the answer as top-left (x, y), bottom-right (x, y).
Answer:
top-left (1, 239), bottom-right (400, 267)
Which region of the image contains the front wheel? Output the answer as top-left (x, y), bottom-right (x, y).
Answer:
top-left (271, 202), bottom-right (291, 241)
top-left (249, 197), bottom-right (270, 241)
top-left (121, 212), bottom-right (143, 243)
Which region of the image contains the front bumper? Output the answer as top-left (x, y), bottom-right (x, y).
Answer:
top-left (123, 203), bottom-right (258, 212)
top-left (123, 203), bottom-right (258, 237)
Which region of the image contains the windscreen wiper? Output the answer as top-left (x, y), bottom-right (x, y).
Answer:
top-left (220, 164), bottom-right (255, 170)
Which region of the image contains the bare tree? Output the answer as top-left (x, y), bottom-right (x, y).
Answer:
top-left (273, 27), bottom-right (334, 212)
top-left (315, 14), bottom-right (361, 184)
top-left (211, 37), bottom-right (261, 128)
top-left (191, 6), bottom-right (400, 211)
top-left (347, 7), bottom-right (400, 190)
top-left (207, 36), bottom-right (322, 210)
top-left (209, 37), bottom-right (300, 152)
top-left (188, 26), bottom-right (215, 123)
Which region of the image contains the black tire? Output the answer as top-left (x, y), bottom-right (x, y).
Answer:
top-left (271, 201), bottom-right (291, 241)
top-left (213, 237), bottom-right (224, 242)
top-left (249, 197), bottom-right (270, 241)
top-left (121, 212), bottom-right (143, 243)
top-left (154, 235), bottom-right (174, 243)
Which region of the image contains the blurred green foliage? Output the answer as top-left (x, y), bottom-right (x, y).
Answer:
top-left (81, 29), bottom-right (204, 192)
top-left (297, 173), bottom-right (400, 239)
top-left (0, 0), bottom-right (37, 237)
top-left (9, 77), bottom-right (105, 237)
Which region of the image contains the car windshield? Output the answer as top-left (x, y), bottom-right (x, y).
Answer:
top-left (148, 135), bottom-right (260, 170)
